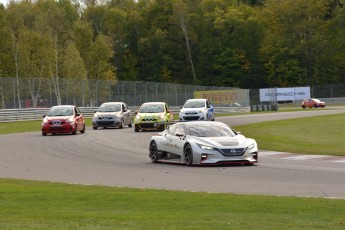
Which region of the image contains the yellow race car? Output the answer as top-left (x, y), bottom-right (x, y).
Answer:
top-left (134, 102), bottom-right (174, 132)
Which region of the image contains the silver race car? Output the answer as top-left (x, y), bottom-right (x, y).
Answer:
top-left (149, 121), bottom-right (258, 166)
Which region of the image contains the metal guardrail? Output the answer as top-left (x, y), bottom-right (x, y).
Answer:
top-left (0, 106), bottom-right (251, 122)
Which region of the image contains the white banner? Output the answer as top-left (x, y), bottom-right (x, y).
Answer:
top-left (260, 87), bottom-right (310, 102)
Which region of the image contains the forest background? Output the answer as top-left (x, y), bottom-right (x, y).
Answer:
top-left (1, 0), bottom-right (345, 92)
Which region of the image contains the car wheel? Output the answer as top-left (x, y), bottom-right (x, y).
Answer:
top-left (93, 126), bottom-right (97, 130)
top-left (134, 124), bottom-right (139, 132)
top-left (119, 120), bottom-right (124, 129)
top-left (302, 105), bottom-right (306, 109)
top-left (149, 141), bottom-right (159, 163)
top-left (184, 143), bottom-right (193, 166)
top-left (128, 119), bottom-right (133, 128)
top-left (72, 128), bottom-right (77, 135)
top-left (81, 124), bottom-right (85, 133)
top-left (42, 132), bottom-right (47, 136)
top-left (314, 104), bottom-right (318, 108)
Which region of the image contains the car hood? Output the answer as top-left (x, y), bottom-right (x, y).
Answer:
top-left (45, 115), bottom-right (73, 121)
top-left (95, 111), bottom-right (122, 116)
top-left (187, 135), bottom-right (248, 148)
top-left (138, 112), bottom-right (164, 117)
top-left (181, 108), bottom-right (206, 112)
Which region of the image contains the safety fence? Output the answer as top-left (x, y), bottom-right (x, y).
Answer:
top-left (0, 77), bottom-right (249, 109)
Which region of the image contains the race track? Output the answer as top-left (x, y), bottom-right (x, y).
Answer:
top-left (1, 108), bottom-right (345, 198)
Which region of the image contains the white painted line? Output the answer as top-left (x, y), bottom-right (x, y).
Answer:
top-left (260, 151), bottom-right (289, 156)
top-left (281, 155), bottom-right (329, 161)
top-left (330, 159), bottom-right (345, 163)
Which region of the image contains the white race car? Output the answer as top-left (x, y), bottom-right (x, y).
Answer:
top-left (179, 99), bottom-right (215, 121)
top-left (149, 121), bottom-right (258, 166)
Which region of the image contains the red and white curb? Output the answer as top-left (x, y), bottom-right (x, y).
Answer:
top-left (260, 150), bottom-right (345, 163)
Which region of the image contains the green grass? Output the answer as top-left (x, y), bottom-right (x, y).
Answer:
top-left (0, 120), bottom-right (42, 134)
top-left (234, 114), bottom-right (345, 156)
top-left (0, 178), bottom-right (344, 230)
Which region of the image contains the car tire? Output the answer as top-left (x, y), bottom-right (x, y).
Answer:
top-left (128, 119), bottom-right (132, 128)
top-left (72, 128), bottom-right (77, 135)
top-left (81, 124), bottom-right (85, 133)
top-left (119, 120), bottom-right (124, 129)
top-left (149, 141), bottom-right (159, 163)
top-left (184, 143), bottom-right (193, 166)
top-left (134, 125), bottom-right (139, 132)
top-left (302, 105), bottom-right (306, 109)
top-left (42, 132), bottom-right (47, 136)
top-left (314, 104), bottom-right (318, 108)
top-left (93, 126), bottom-right (97, 130)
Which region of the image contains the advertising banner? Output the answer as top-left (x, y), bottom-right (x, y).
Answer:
top-left (260, 87), bottom-right (310, 102)
top-left (194, 89), bottom-right (248, 106)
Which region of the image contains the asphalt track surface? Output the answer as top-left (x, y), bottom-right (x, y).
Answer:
top-left (1, 107), bottom-right (345, 198)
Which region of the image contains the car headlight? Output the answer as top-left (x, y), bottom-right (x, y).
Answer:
top-left (247, 143), bottom-right (255, 150)
top-left (114, 115), bottom-right (121, 120)
top-left (197, 143), bottom-right (215, 150)
top-left (135, 114), bottom-right (141, 121)
top-left (198, 108), bottom-right (206, 113)
top-left (66, 117), bottom-right (74, 124)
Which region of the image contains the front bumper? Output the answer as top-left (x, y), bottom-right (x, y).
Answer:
top-left (135, 121), bottom-right (165, 130)
top-left (42, 123), bottom-right (76, 134)
top-left (179, 112), bottom-right (206, 121)
top-left (198, 150), bottom-right (258, 165)
top-left (93, 117), bottom-right (122, 128)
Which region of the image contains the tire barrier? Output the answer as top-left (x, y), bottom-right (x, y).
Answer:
top-left (250, 104), bottom-right (279, 112)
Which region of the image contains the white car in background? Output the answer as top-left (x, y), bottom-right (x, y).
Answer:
top-left (92, 102), bottom-right (132, 129)
top-left (179, 99), bottom-right (215, 121)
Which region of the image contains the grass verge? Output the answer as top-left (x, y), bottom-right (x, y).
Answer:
top-left (234, 114), bottom-right (345, 156)
top-left (0, 178), bottom-right (344, 230)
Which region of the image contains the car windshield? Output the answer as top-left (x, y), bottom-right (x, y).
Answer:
top-left (48, 107), bottom-right (73, 116)
top-left (186, 123), bottom-right (235, 137)
top-left (183, 100), bottom-right (206, 108)
top-left (139, 104), bottom-right (164, 113)
top-left (98, 104), bottom-right (121, 112)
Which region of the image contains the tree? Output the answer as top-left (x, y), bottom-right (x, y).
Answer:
top-left (35, 0), bottom-right (79, 105)
top-left (172, 0), bottom-right (196, 81)
top-left (5, 0), bottom-right (36, 108)
top-left (61, 41), bottom-right (87, 105)
top-left (260, 0), bottom-right (331, 86)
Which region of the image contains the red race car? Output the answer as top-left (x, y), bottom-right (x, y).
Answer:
top-left (301, 98), bottom-right (326, 109)
top-left (42, 105), bottom-right (85, 136)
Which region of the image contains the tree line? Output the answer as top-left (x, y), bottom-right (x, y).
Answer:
top-left (1, 0), bottom-right (345, 93)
